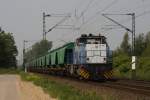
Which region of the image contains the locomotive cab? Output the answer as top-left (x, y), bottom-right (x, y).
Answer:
top-left (75, 34), bottom-right (111, 64)
top-left (74, 34), bottom-right (113, 80)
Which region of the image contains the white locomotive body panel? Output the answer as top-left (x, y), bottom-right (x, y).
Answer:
top-left (86, 44), bottom-right (107, 64)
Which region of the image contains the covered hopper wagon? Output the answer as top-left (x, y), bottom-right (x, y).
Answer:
top-left (26, 34), bottom-right (113, 80)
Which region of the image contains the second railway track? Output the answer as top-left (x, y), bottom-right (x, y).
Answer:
top-left (94, 81), bottom-right (150, 96)
top-left (40, 73), bottom-right (150, 96)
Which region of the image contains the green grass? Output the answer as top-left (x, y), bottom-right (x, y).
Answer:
top-left (0, 68), bottom-right (117, 100)
top-left (136, 70), bottom-right (150, 81)
top-left (0, 68), bottom-right (20, 74)
top-left (20, 72), bottom-right (102, 100)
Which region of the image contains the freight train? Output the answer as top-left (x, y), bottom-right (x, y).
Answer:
top-left (25, 34), bottom-right (113, 80)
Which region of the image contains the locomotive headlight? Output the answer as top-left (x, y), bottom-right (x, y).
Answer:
top-left (86, 58), bottom-right (89, 61)
top-left (103, 58), bottom-right (106, 61)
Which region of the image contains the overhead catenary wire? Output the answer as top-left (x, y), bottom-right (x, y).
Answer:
top-left (45, 0), bottom-right (150, 46)
top-left (47, 0), bottom-right (119, 42)
top-left (43, 0), bottom-right (92, 42)
top-left (67, 0), bottom-right (119, 40)
top-left (78, 0), bottom-right (119, 31)
top-left (79, 0), bottom-right (95, 18)
top-left (84, 2), bottom-right (150, 36)
top-left (74, 0), bottom-right (97, 23)
top-left (112, 0), bottom-right (150, 24)
top-left (101, 9), bottom-right (150, 33)
top-left (70, 0), bottom-right (150, 43)
top-left (79, 0), bottom-right (150, 33)
top-left (90, 1), bottom-right (150, 36)
top-left (57, 0), bottom-right (97, 42)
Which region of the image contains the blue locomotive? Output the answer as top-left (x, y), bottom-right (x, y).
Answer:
top-left (26, 34), bottom-right (113, 80)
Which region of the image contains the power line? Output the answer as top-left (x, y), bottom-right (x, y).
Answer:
top-left (130, 1), bottom-right (150, 11)
top-left (81, 3), bottom-right (150, 34)
top-left (102, 10), bottom-right (150, 32)
top-left (73, 0), bottom-right (98, 25)
top-left (97, 0), bottom-right (119, 14)
top-left (77, 0), bottom-right (96, 19)
top-left (78, 0), bottom-right (119, 30)
top-left (75, 1), bottom-right (88, 10)
top-left (112, 0), bottom-right (150, 23)
top-left (52, 0), bottom-right (118, 39)
top-left (135, 10), bottom-right (150, 18)
top-left (43, 0), bottom-right (88, 40)
top-left (65, 0), bottom-right (99, 39)
top-left (81, 0), bottom-right (95, 15)
top-left (79, 0), bottom-right (150, 34)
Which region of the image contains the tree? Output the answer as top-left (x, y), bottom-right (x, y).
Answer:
top-left (0, 30), bottom-right (18, 68)
top-left (145, 31), bottom-right (150, 44)
top-left (142, 32), bottom-right (150, 57)
top-left (25, 40), bottom-right (52, 62)
top-left (120, 32), bottom-right (131, 55)
top-left (134, 33), bottom-right (146, 56)
top-left (113, 31), bottom-right (150, 80)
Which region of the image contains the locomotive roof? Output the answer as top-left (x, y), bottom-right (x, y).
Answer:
top-left (79, 35), bottom-right (106, 39)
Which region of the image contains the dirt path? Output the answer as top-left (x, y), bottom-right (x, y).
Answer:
top-left (0, 75), bottom-right (56, 100)
top-left (0, 75), bottom-right (21, 100)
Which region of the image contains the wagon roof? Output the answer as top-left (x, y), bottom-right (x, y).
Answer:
top-left (50, 42), bottom-right (75, 53)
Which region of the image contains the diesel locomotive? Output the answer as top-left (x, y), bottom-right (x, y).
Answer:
top-left (26, 34), bottom-right (113, 80)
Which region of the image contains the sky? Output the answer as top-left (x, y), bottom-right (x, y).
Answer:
top-left (0, 0), bottom-right (150, 63)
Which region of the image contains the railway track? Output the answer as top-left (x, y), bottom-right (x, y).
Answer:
top-left (87, 80), bottom-right (150, 96)
top-left (60, 77), bottom-right (150, 96)
top-left (38, 73), bottom-right (150, 96)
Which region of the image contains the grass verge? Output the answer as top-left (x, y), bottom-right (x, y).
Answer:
top-left (0, 68), bottom-right (114, 100)
top-left (0, 68), bottom-right (20, 74)
top-left (19, 72), bottom-right (102, 100)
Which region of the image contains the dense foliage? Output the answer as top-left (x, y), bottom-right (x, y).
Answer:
top-left (0, 28), bottom-right (18, 68)
top-left (113, 32), bottom-right (150, 80)
top-left (25, 40), bottom-right (52, 62)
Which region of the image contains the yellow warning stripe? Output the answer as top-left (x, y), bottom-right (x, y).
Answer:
top-left (81, 71), bottom-right (85, 76)
top-left (79, 69), bottom-right (90, 79)
top-left (84, 72), bottom-right (89, 79)
top-left (80, 70), bottom-right (84, 75)
top-left (84, 73), bottom-right (89, 79)
top-left (104, 75), bottom-right (108, 79)
top-left (104, 70), bottom-right (113, 79)
top-left (104, 73), bottom-right (109, 79)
